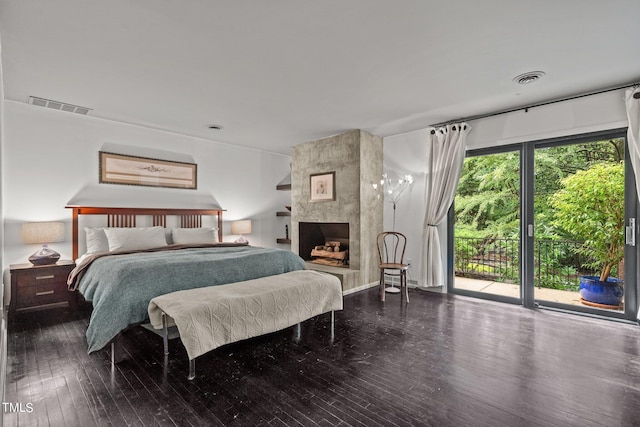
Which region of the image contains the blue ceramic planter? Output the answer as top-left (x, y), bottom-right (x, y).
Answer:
top-left (579, 276), bottom-right (624, 306)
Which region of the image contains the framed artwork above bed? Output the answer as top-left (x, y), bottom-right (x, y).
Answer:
top-left (99, 151), bottom-right (197, 189)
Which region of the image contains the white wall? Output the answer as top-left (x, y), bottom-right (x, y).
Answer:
top-left (466, 89), bottom-right (629, 149)
top-left (0, 28), bottom-right (7, 421)
top-left (2, 101), bottom-right (292, 271)
top-left (383, 88), bottom-right (630, 291)
top-left (0, 35), bottom-right (5, 292)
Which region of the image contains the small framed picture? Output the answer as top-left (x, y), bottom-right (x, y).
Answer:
top-left (309, 172), bottom-right (336, 202)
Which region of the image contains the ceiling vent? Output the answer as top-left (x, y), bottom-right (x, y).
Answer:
top-left (512, 71), bottom-right (546, 85)
top-left (28, 96), bottom-right (92, 115)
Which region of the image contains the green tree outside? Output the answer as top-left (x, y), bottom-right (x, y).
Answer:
top-left (549, 163), bottom-right (625, 282)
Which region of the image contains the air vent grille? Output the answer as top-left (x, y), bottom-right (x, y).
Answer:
top-left (28, 96), bottom-right (92, 115)
top-left (512, 71), bottom-right (546, 85)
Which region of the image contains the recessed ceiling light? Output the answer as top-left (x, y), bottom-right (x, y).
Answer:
top-left (208, 124), bottom-right (224, 130)
top-left (513, 71), bottom-right (546, 85)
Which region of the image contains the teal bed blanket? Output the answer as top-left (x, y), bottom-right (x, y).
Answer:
top-left (72, 245), bottom-right (305, 353)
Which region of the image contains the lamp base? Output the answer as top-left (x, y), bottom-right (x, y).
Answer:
top-left (29, 244), bottom-right (60, 266)
top-left (234, 236), bottom-right (248, 244)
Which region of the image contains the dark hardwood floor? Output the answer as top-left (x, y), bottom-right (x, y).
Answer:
top-left (4, 287), bottom-right (640, 426)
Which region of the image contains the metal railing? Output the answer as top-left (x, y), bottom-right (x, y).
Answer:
top-left (454, 237), bottom-right (596, 291)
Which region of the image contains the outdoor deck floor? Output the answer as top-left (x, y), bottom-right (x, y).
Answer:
top-left (455, 276), bottom-right (583, 305)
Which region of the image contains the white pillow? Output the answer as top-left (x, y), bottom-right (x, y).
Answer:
top-left (85, 227), bottom-right (109, 254)
top-left (171, 228), bottom-right (218, 244)
top-left (104, 226), bottom-right (168, 252)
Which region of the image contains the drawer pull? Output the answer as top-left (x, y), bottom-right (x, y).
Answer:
top-left (35, 275), bottom-right (55, 280)
top-left (36, 290), bottom-right (55, 296)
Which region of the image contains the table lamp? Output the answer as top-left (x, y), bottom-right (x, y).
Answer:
top-left (22, 221), bottom-right (65, 265)
top-left (230, 220), bottom-right (252, 244)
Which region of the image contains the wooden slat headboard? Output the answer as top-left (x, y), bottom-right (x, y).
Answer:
top-left (66, 206), bottom-right (224, 260)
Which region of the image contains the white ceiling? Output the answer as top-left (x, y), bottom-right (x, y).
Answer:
top-left (1, 0), bottom-right (639, 155)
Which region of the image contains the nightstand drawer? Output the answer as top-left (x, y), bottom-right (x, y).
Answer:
top-left (15, 269), bottom-right (67, 288)
top-left (16, 281), bottom-right (68, 308)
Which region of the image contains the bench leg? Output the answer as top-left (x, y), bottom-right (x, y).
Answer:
top-left (162, 313), bottom-right (169, 356)
top-left (330, 311), bottom-right (335, 341)
top-left (188, 359), bottom-right (196, 381)
top-left (163, 355), bottom-right (169, 379)
top-left (111, 334), bottom-right (125, 364)
top-left (294, 323), bottom-right (301, 342)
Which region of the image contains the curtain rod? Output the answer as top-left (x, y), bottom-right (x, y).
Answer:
top-left (431, 81), bottom-right (640, 128)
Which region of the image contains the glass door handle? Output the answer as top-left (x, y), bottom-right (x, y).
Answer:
top-left (626, 218), bottom-right (635, 246)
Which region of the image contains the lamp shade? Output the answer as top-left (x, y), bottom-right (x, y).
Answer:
top-left (230, 220), bottom-right (252, 235)
top-left (22, 221), bottom-right (65, 265)
top-left (22, 221), bottom-right (65, 244)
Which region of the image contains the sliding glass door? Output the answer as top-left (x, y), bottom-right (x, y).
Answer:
top-left (451, 146), bottom-right (522, 303)
top-left (450, 130), bottom-right (638, 321)
top-left (530, 133), bottom-right (637, 318)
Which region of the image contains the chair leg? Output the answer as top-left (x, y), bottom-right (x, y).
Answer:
top-left (402, 270), bottom-right (409, 303)
top-left (379, 269), bottom-right (385, 302)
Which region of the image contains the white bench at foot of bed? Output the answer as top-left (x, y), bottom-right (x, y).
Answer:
top-left (148, 269), bottom-right (343, 379)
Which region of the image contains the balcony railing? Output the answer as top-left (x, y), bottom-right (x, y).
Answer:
top-left (454, 237), bottom-right (597, 291)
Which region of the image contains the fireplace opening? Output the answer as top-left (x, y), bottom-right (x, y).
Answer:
top-left (299, 222), bottom-right (349, 268)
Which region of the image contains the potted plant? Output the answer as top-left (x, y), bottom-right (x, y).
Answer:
top-left (550, 162), bottom-right (625, 306)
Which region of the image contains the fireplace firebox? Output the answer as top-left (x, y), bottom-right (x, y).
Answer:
top-left (299, 222), bottom-right (349, 268)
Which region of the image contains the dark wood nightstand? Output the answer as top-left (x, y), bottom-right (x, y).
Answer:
top-left (9, 260), bottom-right (76, 314)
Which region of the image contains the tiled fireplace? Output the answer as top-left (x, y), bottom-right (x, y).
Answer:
top-left (291, 130), bottom-right (382, 291)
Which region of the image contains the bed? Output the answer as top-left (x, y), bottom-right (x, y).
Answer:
top-left (66, 206), bottom-right (306, 356)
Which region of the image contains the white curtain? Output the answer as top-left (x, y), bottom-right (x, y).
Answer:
top-left (625, 87), bottom-right (640, 200)
top-left (421, 123), bottom-right (469, 287)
